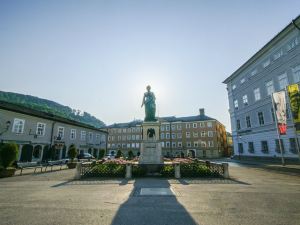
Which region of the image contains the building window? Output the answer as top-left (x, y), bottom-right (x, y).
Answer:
top-left (275, 139), bottom-right (285, 153)
top-left (122, 143), bottom-right (126, 148)
top-left (232, 84), bottom-right (236, 90)
top-left (160, 133), bottom-right (165, 139)
top-left (292, 65), bottom-right (300, 83)
top-left (136, 143), bottom-right (140, 148)
top-left (132, 135), bottom-right (136, 140)
top-left (96, 134), bottom-right (100, 140)
top-left (234, 99), bottom-right (238, 109)
top-left (177, 133), bottom-right (182, 139)
top-left (199, 122), bottom-right (205, 127)
top-left (193, 132), bottom-right (198, 138)
top-left (127, 128), bottom-right (131, 133)
top-left (132, 127), bottom-right (136, 132)
top-left (89, 132), bottom-right (93, 141)
top-left (273, 49), bottom-right (283, 60)
top-left (261, 141), bottom-right (269, 153)
top-left (81, 131), bottom-right (86, 141)
top-left (118, 136), bottom-right (121, 141)
top-left (287, 37), bottom-right (299, 51)
top-left (248, 142), bottom-right (254, 153)
top-left (166, 142), bottom-right (170, 147)
top-left (238, 143), bottom-right (243, 153)
top-left (187, 142), bottom-right (191, 147)
top-left (186, 132), bottom-right (190, 138)
top-left (122, 128), bottom-right (126, 133)
top-left (127, 135), bottom-right (131, 140)
top-left (258, 112), bottom-right (264, 125)
top-left (193, 123), bottom-right (197, 128)
top-left (266, 80), bottom-right (274, 95)
top-left (177, 124), bottom-right (182, 130)
top-left (131, 143), bottom-right (135, 148)
top-left (208, 141), bottom-right (214, 147)
top-left (127, 143), bottom-right (131, 148)
top-left (236, 119), bottom-right (241, 130)
top-left (160, 126), bottom-right (165, 131)
top-left (186, 123), bottom-right (191, 129)
top-left (240, 78), bottom-right (245, 84)
top-left (70, 129), bottom-right (76, 140)
top-left (242, 95), bottom-right (248, 106)
top-left (57, 126), bottom-right (64, 139)
top-left (270, 108), bottom-right (275, 122)
top-left (207, 122), bottom-right (212, 127)
top-left (289, 138), bottom-right (298, 154)
top-left (201, 141), bottom-right (206, 147)
top-left (161, 142), bottom-right (165, 148)
top-left (246, 116), bottom-right (251, 128)
top-left (208, 131), bottom-right (213, 137)
top-left (201, 131), bottom-right (206, 137)
top-left (254, 88), bottom-right (261, 101)
top-left (166, 133), bottom-right (170, 139)
top-left (171, 133), bottom-right (176, 139)
top-left (278, 73), bottom-right (288, 90)
top-left (194, 142), bottom-right (198, 147)
top-left (251, 69), bottom-right (257, 76)
top-left (178, 142), bottom-right (182, 147)
top-left (12, 118), bottom-right (25, 134)
top-left (171, 124), bottom-right (176, 131)
top-left (36, 122), bottom-right (46, 136)
top-left (166, 125), bottom-right (170, 131)
top-left (172, 142), bottom-right (176, 148)
top-left (263, 59), bottom-right (270, 68)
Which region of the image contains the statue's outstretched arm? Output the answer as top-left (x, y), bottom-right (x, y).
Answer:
top-left (141, 94), bottom-right (145, 107)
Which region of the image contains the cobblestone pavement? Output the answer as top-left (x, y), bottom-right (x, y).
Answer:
top-left (0, 165), bottom-right (299, 225)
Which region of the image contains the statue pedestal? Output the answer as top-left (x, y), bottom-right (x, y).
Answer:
top-left (139, 121), bottom-right (163, 165)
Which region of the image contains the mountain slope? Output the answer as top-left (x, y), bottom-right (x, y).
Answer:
top-left (0, 91), bottom-right (105, 128)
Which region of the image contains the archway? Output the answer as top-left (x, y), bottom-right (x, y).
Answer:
top-left (188, 149), bottom-right (196, 158)
top-left (32, 145), bottom-right (42, 161)
top-left (20, 144), bottom-right (33, 162)
top-left (42, 145), bottom-right (51, 161)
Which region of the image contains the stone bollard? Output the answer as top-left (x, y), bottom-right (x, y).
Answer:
top-left (174, 163), bottom-right (181, 179)
top-left (222, 163), bottom-right (229, 178)
top-left (74, 162), bottom-right (82, 180)
top-left (125, 164), bottom-right (132, 179)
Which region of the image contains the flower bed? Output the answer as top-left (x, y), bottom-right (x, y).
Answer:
top-left (180, 162), bottom-right (220, 177)
top-left (85, 161), bottom-right (126, 177)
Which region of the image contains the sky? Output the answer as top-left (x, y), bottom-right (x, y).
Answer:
top-left (0, 0), bottom-right (300, 130)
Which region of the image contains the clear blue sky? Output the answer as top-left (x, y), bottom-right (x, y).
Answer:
top-left (0, 0), bottom-right (299, 130)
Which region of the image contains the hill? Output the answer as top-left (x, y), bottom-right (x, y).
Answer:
top-left (0, 91), bottom-right (105, 128)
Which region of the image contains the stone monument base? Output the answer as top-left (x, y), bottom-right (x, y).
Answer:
top-left (138, 141), bottom-right (163, 165)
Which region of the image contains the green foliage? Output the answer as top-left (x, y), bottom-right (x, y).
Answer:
top-left (98, 149), bottom-right (105, 159)
top-left (0, 91), bottom-right (105, 128)
top-left (68, 144), bottom-right (78, 161)
top-left (128, 150), bottom-right (134, 159)
top-left (132, 165), bottom-right (147, 177)
top-left (180, 163), bottom-right (219, 177)
top-left (160, 164), bottom-right (175, 177)
top-left (86, 162), bottom-right (126, 177)
top-left (0, 143), bottom-right (18, 168)
top-left (116, 150), bottom-right (123, 158)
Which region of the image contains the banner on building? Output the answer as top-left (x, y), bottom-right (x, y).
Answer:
top-left (272, 91), bottom-right (287, 135)
top-left (287, 84), bottom-right (300, 133)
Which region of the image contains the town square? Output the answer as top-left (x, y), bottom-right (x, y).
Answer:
top-left (0, 1), bottom-right (300, 225)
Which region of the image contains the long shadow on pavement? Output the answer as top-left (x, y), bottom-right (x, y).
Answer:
top-left (111, 178), bottom-right (198, 225)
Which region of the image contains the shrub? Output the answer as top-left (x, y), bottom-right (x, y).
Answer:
top-left (68, 144), bottom-right (78, 162)
top-left (116, 150), bottom-right (123, 158)
top-left (87, 162), bottom-right (126, 177)
top-left (160, 164), bottom-right (175, 177)
top-left (0, 143), bottom-right (18, 168)
top-left (180, 162), bottom-right (218, 177)
top-left (132, 165), bottom-right (147, 177)
top-left (98, 149), bottom-right (105, 159)
top-left (128, 150), bottom-right (134, 159)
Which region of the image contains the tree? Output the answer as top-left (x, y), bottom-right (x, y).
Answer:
top-left (98, 149), bottom-right (105, 159)
top-left (116, 150), bottom-right (123, 158)
top-left (0, 143), bottom-right (18, 168)
top-left (128, 150), bottom-right (134, 159)
top-left (68, 144), bottom-right (78, 162)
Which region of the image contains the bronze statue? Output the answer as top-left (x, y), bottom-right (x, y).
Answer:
top-left (141, 85), bottom-right (156, 122)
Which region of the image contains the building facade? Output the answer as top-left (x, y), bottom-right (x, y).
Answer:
top-left (223, 16), bottom-right (300, 160)
top-left (0, 101), bottom-right (107, 162)
top-left (105, 109), bottom-right (228, 159)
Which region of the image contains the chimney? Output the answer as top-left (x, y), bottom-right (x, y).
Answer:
top-left (199, 108), bottom-right (205, 116)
